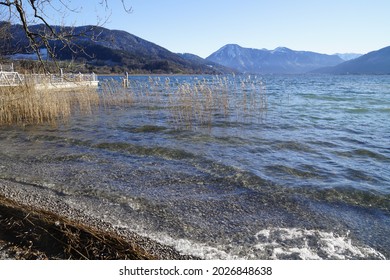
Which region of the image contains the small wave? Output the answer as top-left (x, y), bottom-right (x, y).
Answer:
top-left (121, 125), bottom-right (167, 133)
top-left (345, 108), bottom-right (370, 114)
top-left (254, 227), bottom-right (385, 260)
top-left (308, 140), bottom-right (339, 149)
top-left (378, 108), bottom-right (390, 113)
top-left (131, 226), bottom-right (387, 260)
top-left (319, 187), bottom-right (390, 210)
top-left (336, 148), bottom-right (390, 162)
top-left (93, 142), bottom-right (196, 160)
top-left (149, 233), bottom-right (237, 260)
top-left (265, 164), bottom-right (325, 179)
top-left (272, 140), bottom-right (316, 153)
top-left (344, 167), bottom-right (381, 184)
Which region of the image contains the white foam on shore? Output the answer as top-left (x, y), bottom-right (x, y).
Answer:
top-left (108, 220), bottom-right (387, 260)
top-left (148, 232), bottom-right (238, 260)
top-left (62, 195), bottom-right (387, 260)
top-left (124, 224), bottom-right (386, 260)
top-left (254, 227), bottom-right (386, 260)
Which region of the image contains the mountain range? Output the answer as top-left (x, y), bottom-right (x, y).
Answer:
top-left (1, 22), bottom-right (389, 74)
top-left (334, 53), bottom-right (362, 61)
top-left (206, 44), bottom-right (344, 74)
top-left (0, 23), bottom-right (232, 74)
top-left (313, 46), bottom-right (390, 74)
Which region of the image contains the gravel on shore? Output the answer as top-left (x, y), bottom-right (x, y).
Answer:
top-left (0, 179), bottom-right (197, 260)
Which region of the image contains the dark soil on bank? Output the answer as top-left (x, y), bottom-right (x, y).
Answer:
top-left (0, 194), bottom-right (197, 260)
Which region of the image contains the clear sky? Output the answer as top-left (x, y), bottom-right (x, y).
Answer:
top-left (46, 0), bottom-right (390, 58)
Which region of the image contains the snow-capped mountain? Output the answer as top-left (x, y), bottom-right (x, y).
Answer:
top-left (206, 44), bottom-right (344, 74)
top-left (335, 53), bottom-right (362, 61)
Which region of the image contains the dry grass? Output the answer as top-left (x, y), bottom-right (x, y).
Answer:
top-left (165, 75), bottom-right (267, 128)
top-left (1, 75), bottom-right (267, 128)
top-left (98, 79), bottom-right (134, 108)
top-left (102, 75), bottom-right (268, 129)
top-left (0, 83), bottom-right (99, 126)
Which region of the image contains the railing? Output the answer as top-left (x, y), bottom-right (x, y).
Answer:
top-left (0, 64), bottom-right (14, 72)
top-left (0, 71), bottom-right (24, 86)
top-left (23, 72), bottom-right (98, 85)
top-left (0, 64), bottom-right (97, 87)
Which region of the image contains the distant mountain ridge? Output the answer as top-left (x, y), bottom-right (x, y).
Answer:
top-left (334, 53), bottom-right (362, 61)
top-left (177, 53), bottom-right (237, 73)
top-left (0, 23), bottom-right (231, 74)
top-left (206, 44), bottom-right (344, 74)
top-left (3, 22), bottom-right (389, 75)
top-left (314, 46), bottom-right (390, 74)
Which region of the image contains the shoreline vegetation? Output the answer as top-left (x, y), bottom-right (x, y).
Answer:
top-left (2, 59), bottom-right (228, 76)
top-left (1, 73), bottom-right (267, 128)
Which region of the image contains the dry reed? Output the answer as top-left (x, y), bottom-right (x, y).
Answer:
top-left (99, 79), bottom-right (134, 108)
top-left (1, 75), bottom-right (267, 128)
top-left (175, 75), bottom-right (267, 128)
top-left (99, 75), bottom-right (267, 129)
top-left (0, 82), bottom-right (99, 126)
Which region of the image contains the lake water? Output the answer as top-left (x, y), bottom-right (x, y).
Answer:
top-left (1, 74), bottom-right (389, 259)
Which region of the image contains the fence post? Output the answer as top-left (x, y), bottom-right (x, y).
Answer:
top-left (123, 72), bottom-right (129, 88)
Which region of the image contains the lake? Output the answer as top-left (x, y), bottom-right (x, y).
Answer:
top-left (1, 74), bottom-right (389, 259)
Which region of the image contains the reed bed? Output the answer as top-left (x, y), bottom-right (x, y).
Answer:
top-left (0, 83), bottom-right (99, 126)
top-left (1, 75), bottom-right (267, 128)
top-left (104, 75), bottom-right (268, 129)
top-left (99, 79), bottom-right (134, 108)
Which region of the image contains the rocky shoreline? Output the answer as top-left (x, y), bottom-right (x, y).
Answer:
top-left (0, 179), bottom-right (197, 260)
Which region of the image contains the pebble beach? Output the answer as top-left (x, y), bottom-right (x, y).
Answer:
top-left (0, 179), bottom-right (195, 260)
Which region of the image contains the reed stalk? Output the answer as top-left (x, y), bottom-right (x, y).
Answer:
top-left (0, 81), bottom-right (99, 126)
top-left (1, 75), bottom-right (267, 128)
top-left (113, 75), bottom-right (267, 129)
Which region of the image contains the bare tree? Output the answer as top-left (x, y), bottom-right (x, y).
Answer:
top-left (0, 21), bottom-right (11, 57)
top-left (0, 0), bottom-right (131, 71)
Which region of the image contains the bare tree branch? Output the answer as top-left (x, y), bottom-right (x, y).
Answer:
top-left (0, 0), bottom-right (132, 71)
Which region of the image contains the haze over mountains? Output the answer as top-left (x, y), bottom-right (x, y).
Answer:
top-left (1, 22), bottom-right (389, 74)
top-left (207, 44), bottom-right (390, 74)
top-left (334, 53), bottom-right (362, 61)
top-left (206, 44), bottom-right (344, 74)
top-left (313, 46), bottom-right (390, 74)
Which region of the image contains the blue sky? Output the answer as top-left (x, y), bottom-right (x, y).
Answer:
top-left (46, 0), bottom-right (390, 58)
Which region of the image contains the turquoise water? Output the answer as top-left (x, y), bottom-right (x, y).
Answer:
top-left (1, 74), bottom-right (389, 259)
